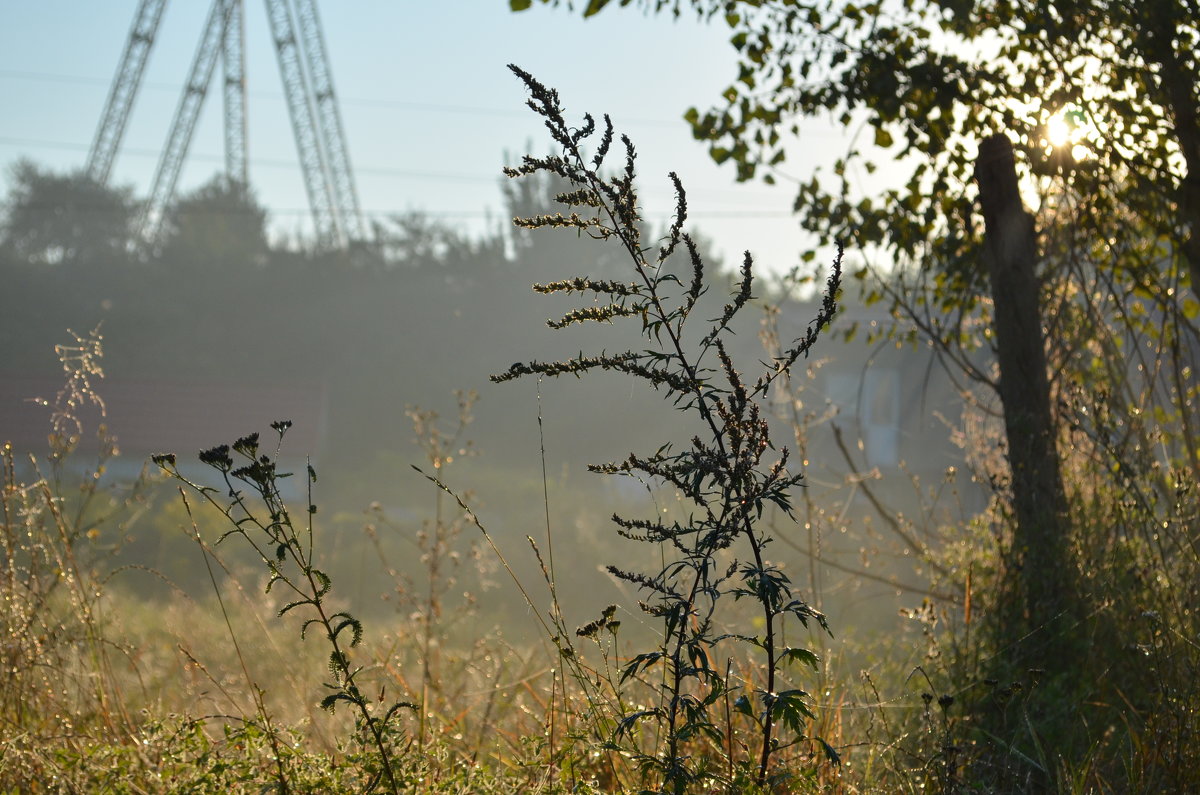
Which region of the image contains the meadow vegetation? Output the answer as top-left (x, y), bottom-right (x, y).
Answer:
top-left (4, 58), bottom-right (1200, 794)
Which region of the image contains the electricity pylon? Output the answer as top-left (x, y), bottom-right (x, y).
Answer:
top-left (86, 0), bottom-right (365, 249)
top-left (86, 0), bottom-right (168, 186)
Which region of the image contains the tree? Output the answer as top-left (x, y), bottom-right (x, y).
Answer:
top-left (510, 2), bottom-right (1199, 420)
top-left (1, 159), bottom-right (136, 265)
top-left (159, 176), bottom-right (269, 266)
top-left (520, 1), bottom-right (1198, 291)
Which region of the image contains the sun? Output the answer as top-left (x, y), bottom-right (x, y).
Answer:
top-left (1046, 114), bottom-right (1073, 147)
top-left (1043, 108), bottom-right (1090, 158)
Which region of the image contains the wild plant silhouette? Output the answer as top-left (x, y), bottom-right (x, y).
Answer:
top-left (491, 64), bottom-right (843, 791)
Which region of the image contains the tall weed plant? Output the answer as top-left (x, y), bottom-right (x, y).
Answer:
top-left (486, 65), bottom-right (844, 792)
top-left (154, 422), bottom-right (416, 792)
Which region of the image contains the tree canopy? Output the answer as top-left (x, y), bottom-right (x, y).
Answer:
top-left (1, 159), bottom-right (136, 265)
top-left (516, 0), bottom-right (1199, 311)
top-left (517, 0), bottom-right (1200, 479)
top-left (160, 177), bottom-right (270, 266)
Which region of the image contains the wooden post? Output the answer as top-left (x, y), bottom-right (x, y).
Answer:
top-left (975, 134), bottom-right (1070, 632)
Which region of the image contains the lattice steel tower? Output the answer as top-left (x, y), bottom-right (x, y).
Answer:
top-left (86, 0), bottom-right (365, 249)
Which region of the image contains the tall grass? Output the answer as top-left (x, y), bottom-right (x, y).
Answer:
top-left (7, 64), bottom-right (1198, 795)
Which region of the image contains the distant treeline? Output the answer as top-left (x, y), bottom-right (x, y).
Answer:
top-left (0, 160), bottom-right (759, 501)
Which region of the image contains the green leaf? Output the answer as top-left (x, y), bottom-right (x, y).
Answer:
top-left (733, 694), bottom-right (757, 720)
top-left (873, 126), bottom-right (894, 148)
top-left (621, 651), bottom-right (664, 682)
top-left (782, 646), bottom-right (820, 670)
top-left (582, 0), bottom-right (611, 17)
top-left (771, 689), bottom-right (814, 735)
top-left (509, 0), bottom-right (532, 9)
top-left (330, 612), bottom-right (364, 646)
top-left (614, 709), bottom-right (657, 740)
top-left (818, 737), bottom-right (842, 765)
top-left (279, 598), bottom-right (310, 618)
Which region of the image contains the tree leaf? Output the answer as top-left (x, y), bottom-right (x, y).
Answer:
top-left (782, 646), bottom-right (820, 670)
top-left (583, 0), bottom-right (612, 17)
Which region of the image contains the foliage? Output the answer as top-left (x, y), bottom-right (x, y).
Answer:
top-left (0, 155), bottom-right (704, 479)
top-left (160, 175), bottom-right (270, 265)
top-left (3, 713), bottom-right (615, 793)
top-left (489, 64), bottom-right (842, 792)
top-left (0, 334), bottom-right (602, 793)
top-left (520, 0), bottom-right (1199, 301)
top-left (508, 0), bottom-right (1200, 488)
top-left (153, 426), bottom-right (416, 793)
top-left (13, 34), bottom-right (1200, 787)
top-left (1, 158), bottom-right (136, 265)
top-left (0, 330), bottom-right (131, 739)
top-left (367, 390), bottom-right (491, 746)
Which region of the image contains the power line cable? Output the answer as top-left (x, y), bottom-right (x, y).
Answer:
top-left (0, 67), bottom-right (688, 127)
top-left (0, 135), bottom-right (496, 183)
top-left (0, 197), bottom-right (797, 220)
top-left (0, 134), bottom-right (805, 208)
top-left (0, 66), bottom-right (849, 135)
top-left (0, 193), bottom-right (798, 219)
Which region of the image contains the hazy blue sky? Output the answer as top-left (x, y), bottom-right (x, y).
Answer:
top-left (0, 1), bottom-right (860, 272)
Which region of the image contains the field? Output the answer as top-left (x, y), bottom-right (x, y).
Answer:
top-left (5, 64), bottom-right (1200, 795)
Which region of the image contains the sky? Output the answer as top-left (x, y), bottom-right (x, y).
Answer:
top-left (0, 0), bottom-right (860, 274)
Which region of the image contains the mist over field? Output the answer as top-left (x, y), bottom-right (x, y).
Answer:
top-left (5, 1), bottom-right (1200, 791)
top-left (0, 160), bottom-right (962, 643)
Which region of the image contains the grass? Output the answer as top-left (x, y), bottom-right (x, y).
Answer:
top-left (4, 68), bottom-right (1200, 794)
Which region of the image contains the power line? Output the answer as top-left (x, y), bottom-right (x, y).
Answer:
top-left (0, 68), bottom-right (112, 87)
top-left (0, 67), bottom-right (687, 127)
top-left (0, 66), bottom-right (849, 137)
top-left (0, 196), bottom-right (797, 221)
top-left (0, 134), bottom-right (806, 209)
top-left (0, 135), bottom-right (493, 183)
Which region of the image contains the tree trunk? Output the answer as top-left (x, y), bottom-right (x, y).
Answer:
top-left (974, 134), bottom-right (1071, 635)
top-left (1137, 1), bottom-right (1200, 300)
